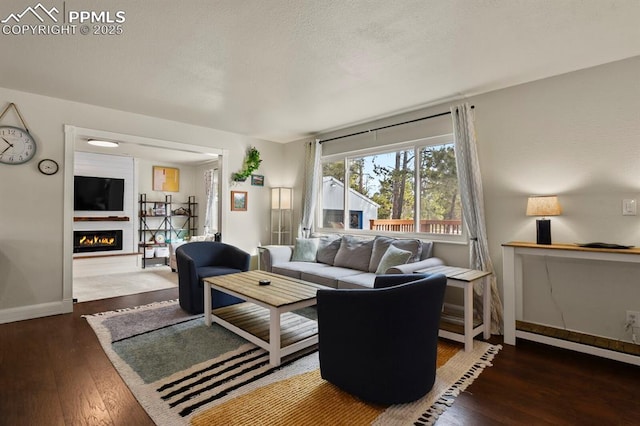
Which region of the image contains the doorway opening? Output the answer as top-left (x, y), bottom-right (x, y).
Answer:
top-left (64, 125), bottom-right (228, 303)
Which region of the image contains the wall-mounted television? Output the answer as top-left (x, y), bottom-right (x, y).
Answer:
top-left (74, 176), bottom-right (125, 211)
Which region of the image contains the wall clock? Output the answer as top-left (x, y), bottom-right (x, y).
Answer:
top-left (38, 158), bottom-right (59, 175)
top-left (0, 125), bottom-right (37, 165)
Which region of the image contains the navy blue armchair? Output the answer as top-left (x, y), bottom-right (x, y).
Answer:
top-left (175, 241), bottom-right (251, 314)
top-left (316, 273), bottom-right (447, 405)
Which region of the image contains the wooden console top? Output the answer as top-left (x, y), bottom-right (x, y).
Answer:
top-left (502, 241), bottom-right (640, 256)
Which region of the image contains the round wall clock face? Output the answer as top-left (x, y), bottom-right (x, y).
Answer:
top-left (0, 125), bottom-right (37, 165)
top-left (38, 158), bottom-right (59, 175)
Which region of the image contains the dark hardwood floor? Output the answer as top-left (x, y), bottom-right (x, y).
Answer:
top-left (1, 288), bottom-right (639, 425)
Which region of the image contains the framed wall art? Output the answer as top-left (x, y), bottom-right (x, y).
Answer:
top-left (251, 174), bottom-right (264, 186)
top-left (231, 191), bottom-right (247, 211)
top-left (153, 166), bottom-right (180, 192)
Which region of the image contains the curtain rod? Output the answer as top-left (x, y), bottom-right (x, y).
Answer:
top-left (318, 105), bottom-right (474, 144)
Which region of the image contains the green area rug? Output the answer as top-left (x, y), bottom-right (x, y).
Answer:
top-left (85, 300), bottom-right (500, 425)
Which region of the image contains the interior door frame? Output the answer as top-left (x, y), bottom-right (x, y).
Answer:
top-left (62, 125), bottom-right (229, 307)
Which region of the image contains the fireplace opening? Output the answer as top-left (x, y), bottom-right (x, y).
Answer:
top-left (74, 230), bottom-right (123, 253)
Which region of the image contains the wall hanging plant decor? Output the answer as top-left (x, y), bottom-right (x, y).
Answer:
top-left (232, 146), bottom-right (261, 182)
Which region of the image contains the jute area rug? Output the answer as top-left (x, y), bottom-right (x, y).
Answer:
top-left (85, 300), bottom-right (501, 425)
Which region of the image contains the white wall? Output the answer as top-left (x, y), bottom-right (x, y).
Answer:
top-left (285, 56), bottom-right (640, 341)
top-left (473, 56), bottom-right (640, 341)
top-left (0, 87), bottom-right (286, 323)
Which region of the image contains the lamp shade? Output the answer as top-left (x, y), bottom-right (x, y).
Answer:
top-left (271, 187), bottom-right (292, 210)
top-left (526, 195), bottom-right (562, 217)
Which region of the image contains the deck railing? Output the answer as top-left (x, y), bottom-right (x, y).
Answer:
top-left (369, 219), bottom-right (463, 235)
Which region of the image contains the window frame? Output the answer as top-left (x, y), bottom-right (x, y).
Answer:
top-left (316, 134), bottom-right (467, 244)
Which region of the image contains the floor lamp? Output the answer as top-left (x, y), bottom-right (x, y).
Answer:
top-left (271, 188), bottom-right (293, 245)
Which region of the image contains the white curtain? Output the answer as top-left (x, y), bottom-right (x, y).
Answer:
top-left (298, 139), bottom-right (321, 238)
top-left (203, 168), bottom-right (218, 234)
top-left (451, 103), bottom-right (504, 334)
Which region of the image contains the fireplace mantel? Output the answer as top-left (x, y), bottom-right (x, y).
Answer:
top-left (74, 216), bottom-right (130, 222)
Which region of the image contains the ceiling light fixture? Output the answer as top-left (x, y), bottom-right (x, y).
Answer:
top-left (88, 139), bottom-right (119, 148)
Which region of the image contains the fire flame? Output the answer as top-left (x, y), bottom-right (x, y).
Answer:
top-left (79, 235), bottom-right (116, 246)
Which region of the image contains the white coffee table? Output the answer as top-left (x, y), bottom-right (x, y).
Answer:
top-left (203, 270), bottom-right (328, 366)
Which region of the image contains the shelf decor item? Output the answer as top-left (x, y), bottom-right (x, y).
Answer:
top-left (232, 146), bottom-right (261, 182)
top-left (231, 191), bottom-right (247, 211)
top-left (153, 166), bottom-right (180, 192)
top-left (271, 187), bottom-right (293, 245)
top-left (526, 195), bottom-right (562, 245)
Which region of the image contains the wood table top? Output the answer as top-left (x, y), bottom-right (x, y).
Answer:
top-left (503, 241), bottom-right (640, 255)
top-left (416, 265), bottom-right (492, 282)
top-left (204, 270), bottom-right (329, 308)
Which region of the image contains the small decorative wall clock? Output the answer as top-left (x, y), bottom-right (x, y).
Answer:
top-left (38, 158), bottom-right (59, 175)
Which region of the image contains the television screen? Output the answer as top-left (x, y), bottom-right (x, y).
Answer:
top-left (74, 176), bottom-right (125, 211)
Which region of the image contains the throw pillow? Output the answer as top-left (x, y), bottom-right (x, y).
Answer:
top-left (333, 235), bottom-right (374, 272)
top-left (291, 238), bottom-right (320, 262)
top-left (375, 245), bottom-right (413, 274)
top-left (369, 236), bottom-right (422, 272)
top-left (421, 240), bottom-right (434, 258)
top-left (316, 235), bottom-right (342, 265)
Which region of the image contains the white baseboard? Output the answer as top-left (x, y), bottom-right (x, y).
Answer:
top-left (516, 330), bottom-right (640, 366)
top-left (0, 299), bottom-right (73, 324)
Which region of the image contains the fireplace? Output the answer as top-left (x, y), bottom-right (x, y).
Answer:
top-left (73, 230), bottom-right (123, 253)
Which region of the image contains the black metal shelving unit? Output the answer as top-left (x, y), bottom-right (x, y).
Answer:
top-left (138, 193), bottom-right (197, 268)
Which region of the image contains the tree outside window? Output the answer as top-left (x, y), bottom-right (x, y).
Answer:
top-left (419, 144), bottom-right (462, 235)
top-left (319, 140), bottom-right (462, 236)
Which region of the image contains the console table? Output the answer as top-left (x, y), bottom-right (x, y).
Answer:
top-left (502, 241), bottom-right (640, 365)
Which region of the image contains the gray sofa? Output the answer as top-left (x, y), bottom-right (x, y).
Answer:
top-left (261, 234), bottom-right (445, 289)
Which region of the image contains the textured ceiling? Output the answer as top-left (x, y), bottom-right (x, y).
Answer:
top-left (1, 0), bottom-right (639, 143)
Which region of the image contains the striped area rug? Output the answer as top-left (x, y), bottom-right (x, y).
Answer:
top-left (158, 345), bottom-right (273, 417)
top-left (85, 300), bottom-right (500, 425)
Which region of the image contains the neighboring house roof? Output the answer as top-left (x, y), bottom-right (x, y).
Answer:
top-left (322, 176), bottom-right (380, 208)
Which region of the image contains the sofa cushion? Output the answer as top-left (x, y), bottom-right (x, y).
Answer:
top-left (337, 272), bottom-right (377, 289)
top-left (301, 266), bottom-right (362, 289)
top-left (316, 235), bottom-right (342, 265)
top-left (272, 261), bottom-right (329, 279)
top-left (375, 245), bottom-right (412, 274)
top-left (368, 236), bottom-right (422, 272)
top-left (333, 235), bottom-right (374, 272)
top-left (291, 238), bottom-right (320, 262)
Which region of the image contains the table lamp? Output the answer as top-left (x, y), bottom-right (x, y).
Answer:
top-left (526, 195), bottom-right (562, 245)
